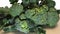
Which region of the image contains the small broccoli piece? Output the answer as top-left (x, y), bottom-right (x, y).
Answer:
top-left (9, 3), bottom-right (23, 17)
top-left (25, 5), bottom-right (48, 25)
top-left (36, 27), bottom-right (46, 34)
top-left (47, 1), bottom-right (55, 7)
top-left (0, 19), bottom-right (14, 30)
top-left (47, 8), bottom-right (59, 27)
top-left (44, 0), bottom-right (56, 7)
top-left (3, 25), bottom-right (16, 32)
top-left (22, 0), bottom-right (30, 6)
top-left (15, 18), bottom-right (29, 33)
top-left (19, 13), bottom-right (26, 19)
top-left (3, 19), bottom-right (10, 25)
top-left (9, 0), bottom-right (19, 4)
top-left (25, 9), bottom-right (36, 18)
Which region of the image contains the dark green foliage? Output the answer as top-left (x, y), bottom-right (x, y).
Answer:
top-left (0, 0), bottom-right (60, 34)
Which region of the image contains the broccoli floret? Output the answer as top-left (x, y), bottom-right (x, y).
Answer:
top-left (3, 25), bottom-right (16, 32)
top-left (25, 5), bottom-right (48, 25)
top-left (47, 8), bottom-right (59, 27)
top-left (47, 1), bottom-right (55, 7)
top-left (22, 0), bottom-right (30, 6)
top-left (19, 13), bottom-right (26, 19)
top-left (9, 3), bottom-right (23, 17)
top-left (15, 18), bottom-right (29, 33)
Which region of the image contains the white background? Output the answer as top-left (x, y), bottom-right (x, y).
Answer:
top-left (0, 0), bottom-right (60, 10)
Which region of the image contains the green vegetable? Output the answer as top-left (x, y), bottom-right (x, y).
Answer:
top-left (47, 1), bottom-right (56, 7)
top-left (9, 3), bottom-right (23, 17)
top-left (0, 0), bottom-right (60, 34)
top-left (22, 0), bottom-right (30, 6)
top-left (47, 8), bottom-right (59, 27)
top-left (19, 13), bottom-right (26, 19)
top-left (3, 25), bottom-right (16, 32)
top-left (15, 18), bottom-right (29, 33)
top-left (25, 5), bottom-right (48, 25)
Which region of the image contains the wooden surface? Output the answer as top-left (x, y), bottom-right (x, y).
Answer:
top-left (0, 14), bottom-right (60, 34)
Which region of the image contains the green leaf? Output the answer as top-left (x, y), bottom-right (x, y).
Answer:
top-left (9, 3), bottom-right (23, 17)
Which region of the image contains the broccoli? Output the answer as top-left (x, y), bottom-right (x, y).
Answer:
top-left (15, 18), bottom-right (29, 33)
top-left (47, 8), bottom-right (59, 27)
top-left (0, 0), bottom-right (60, 34)
top-left (9, 3), bottom-right (23, 17)
top-left (3, 25), bottom-right (16, 32)
top-left (25, 5), bottom-right (48, 25)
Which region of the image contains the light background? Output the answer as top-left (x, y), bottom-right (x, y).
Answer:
top-left (0, 0), bottom-right (60, 34)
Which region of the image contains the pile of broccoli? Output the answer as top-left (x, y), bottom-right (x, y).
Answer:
top-left (0, 0), bottom-right (60, 34)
